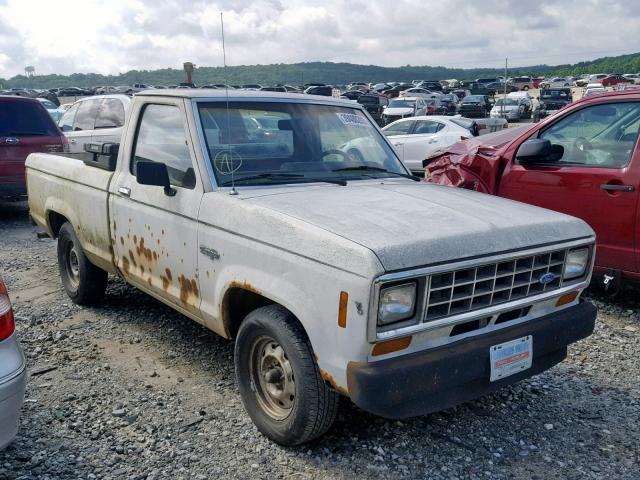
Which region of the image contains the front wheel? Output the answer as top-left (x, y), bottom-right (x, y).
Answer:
top-left (57, 222), bottom-right (107, 305)
top-left (235, 305), bottom-right (339, 445)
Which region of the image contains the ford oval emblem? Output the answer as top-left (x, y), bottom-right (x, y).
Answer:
top-left (539, 273), bottom-right (556, 285)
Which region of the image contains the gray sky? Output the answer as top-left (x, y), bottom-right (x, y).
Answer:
top-left (0, 0), bottom-right (637, 78)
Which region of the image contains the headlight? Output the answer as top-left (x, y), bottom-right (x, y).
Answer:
top-left (564, 248), bottom-right (589, 280)
top-left (378, 283), bottom-right (416, 325)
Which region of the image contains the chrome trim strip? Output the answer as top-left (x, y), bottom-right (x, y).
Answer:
top-left (367, 238), bottom-right (595, 342)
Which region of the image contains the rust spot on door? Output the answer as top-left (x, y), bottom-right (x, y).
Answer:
top-left (160, 268), bottom-right (172, 291)
top-left (122, 256), bottom-right (130, 273)
top-left (136, 237), bottom-right (154, 263)
top-left (133, 234), bottom-right (137, 244)
top-left (178, 274), bottom-right (200, 305)
top-left (120, 236), bottom-right (124, 246)
top-left (147, 277), bottom-right (152, 286)
top-left (319, 368), bottom-right (349, 396)
top-left (128, 250), bottom-right (137, 267)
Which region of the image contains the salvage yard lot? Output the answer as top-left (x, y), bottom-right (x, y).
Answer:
top-left (0, 201), bottom-right (638, 480)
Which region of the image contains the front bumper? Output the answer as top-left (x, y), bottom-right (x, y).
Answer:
top-left (0, 335), bottom-right (27, 450)
top-left (346, 301), bottom-right (596, 419)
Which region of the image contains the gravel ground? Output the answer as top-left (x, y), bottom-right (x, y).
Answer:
top-left (0, 201), bottom-right (638, 480)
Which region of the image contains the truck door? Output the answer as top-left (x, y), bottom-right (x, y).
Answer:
top-left (499, 101), bottom-right (640, 274)
top-left (110, 100), bottom-right (203, 315)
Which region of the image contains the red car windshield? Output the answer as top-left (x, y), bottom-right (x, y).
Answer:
top-left (0, 101), bottom-right (59, 137)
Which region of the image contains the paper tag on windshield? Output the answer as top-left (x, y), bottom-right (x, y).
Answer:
top-left (336, 113), bottom-right (369, 128)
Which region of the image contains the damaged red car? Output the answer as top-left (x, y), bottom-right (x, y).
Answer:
top-left (425, 90), bottom-right (640, 291)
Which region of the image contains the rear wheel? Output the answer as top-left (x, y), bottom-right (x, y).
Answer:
top-left (235, 305), bottom-right (339, 445)
top-left (57, 222), bottom-right (107, 305)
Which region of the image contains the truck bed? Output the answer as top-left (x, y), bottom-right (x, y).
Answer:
top-left (26, 153), bottom-right (117, 274)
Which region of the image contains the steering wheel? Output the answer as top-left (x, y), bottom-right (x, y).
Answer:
top-left (321, 149), bottom-right (350, 161)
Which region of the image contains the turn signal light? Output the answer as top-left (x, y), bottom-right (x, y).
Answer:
top-left (556, 290), bottom-right (579, 307)
top-left (371, 336), bottom-right (412, 356)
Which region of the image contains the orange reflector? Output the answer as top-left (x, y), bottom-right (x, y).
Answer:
top-left (372, 336), bottom-right (412, 356)
top-left (556, 290), bottom-right (579, 307)
top-left (338, 291), bottom-right (348, 328)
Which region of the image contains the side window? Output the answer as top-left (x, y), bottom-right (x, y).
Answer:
top-left (73, 99), bottom-right (101, 131)
top-left (413, 121), bottom-right (442, 134)
top-left (95, 99), bottom-right (125, 129)
top-left (58, 103), bottom-right (79, 132)
top-left (537, 102), bottom-right (640, 168)
top-left (132, 104), bottom-right (196, 189)
top-left (383, 120), bottom-right (414, 136)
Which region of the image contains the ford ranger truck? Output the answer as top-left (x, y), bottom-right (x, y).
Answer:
top-left (26, 90), bottom-right (597, 445)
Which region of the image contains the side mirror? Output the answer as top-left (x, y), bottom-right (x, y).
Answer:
top-left (135, 160), bottom-right (176, 196)
top-left (516, 139), bottom-right (554, 163)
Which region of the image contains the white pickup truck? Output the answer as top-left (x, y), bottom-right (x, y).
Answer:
top-left (26, 90), bottom-right (597, 445)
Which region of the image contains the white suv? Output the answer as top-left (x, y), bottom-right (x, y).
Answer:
top-left (57, 95), bottom-right (131, 153)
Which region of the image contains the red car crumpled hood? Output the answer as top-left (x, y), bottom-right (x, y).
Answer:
top-left (424, 126), bottom-right (528, 194)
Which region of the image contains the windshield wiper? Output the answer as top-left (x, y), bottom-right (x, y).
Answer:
top-left (221, 172), bottom-right (347, 187)
top-left (332, 165), bottom-right (421, 182)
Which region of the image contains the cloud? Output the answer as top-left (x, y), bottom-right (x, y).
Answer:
top-left (0, 0), bottom-right (638, 78)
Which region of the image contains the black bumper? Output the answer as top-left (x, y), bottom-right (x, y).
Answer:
top-left (347, 301), bottom-right (597, 419)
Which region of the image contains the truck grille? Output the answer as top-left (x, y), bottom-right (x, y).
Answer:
top-left (425, 249), bottom-right (567, 321)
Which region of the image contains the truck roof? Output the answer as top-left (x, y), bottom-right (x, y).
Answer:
top-left (136, 88), bottom-right (353, 107)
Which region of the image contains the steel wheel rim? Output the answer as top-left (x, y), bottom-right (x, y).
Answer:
top-left (66, 242), bottom-right (80, 288)
top-left (250, 336), bottom-right (295, 420)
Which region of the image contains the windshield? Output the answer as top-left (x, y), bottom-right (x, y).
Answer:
top-left (388, 99), bottom-right (416, 108)
top-left (541, 90), bottom-right (569, 99)
top-left (462, 95), bottom-right (483, 102)
top-left (197, 101), bottom-right (407, 186)
top-left (495, 98), bottom-right (518, 106)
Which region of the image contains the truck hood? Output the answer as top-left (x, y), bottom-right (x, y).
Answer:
top-left (242, 181), bottom-right (593, 272)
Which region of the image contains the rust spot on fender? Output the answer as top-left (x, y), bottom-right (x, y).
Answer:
top-left (206, 271), bottom-right (210, 279)
top-left (178, 274), bottom-right (199, 305)
top-left (152, 251), bottom-right (158, 261)
top-left (147, 277), bottom-right (152, 286)
top-left (122, 256), bottom-right (130, 273)
top-left (160, 268), bottom-right (172, 291)
top-left (140, 265), bottom-right (145, 275)
top-left (120, 236), bottom-right (124, 246)
top-left (161, 229), bottom-right (165, 235)
top-left (133, 234), bottom-right (137, 244)
top-left (157, 238), bottom-right (160, 245)
top-left (319, 368), bottom-right (348, 396)
top-left (229, 281), bottom-right (262, 295)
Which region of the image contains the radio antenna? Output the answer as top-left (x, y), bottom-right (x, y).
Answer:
top-left (220, 11), bottom-right (237, 195)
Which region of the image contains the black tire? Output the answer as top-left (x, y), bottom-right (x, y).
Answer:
top-left (57, 222), bottom-right (107, 305)
top-left (235, 305), bottom-right (339, 445)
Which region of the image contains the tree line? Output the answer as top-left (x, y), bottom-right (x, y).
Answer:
top-left (3, 52), bottom-right (640, 89)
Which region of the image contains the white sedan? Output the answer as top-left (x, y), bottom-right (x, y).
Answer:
top-left (540, 77), bottom-right (572, 89)
top-left (382, 116), bottom-right (474, 173)
top-left (399, 87), bottom-right (438, 99)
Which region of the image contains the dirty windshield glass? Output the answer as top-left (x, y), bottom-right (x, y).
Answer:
top-left (197, 101), bottom-right (406, 186)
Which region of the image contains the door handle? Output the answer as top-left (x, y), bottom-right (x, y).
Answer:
top-left (600, 184), bottom-right (635, 192)
top-left (118, 187), bottom-right (131, 197)
top-left (70, 138), bottom-right (76, 144)
top-left (393, 143), bottom-right (403, 146)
